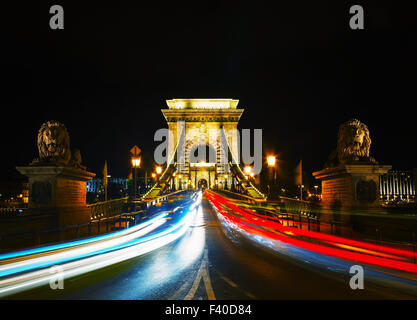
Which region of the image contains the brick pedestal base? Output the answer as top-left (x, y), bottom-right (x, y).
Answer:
top-left (313, 164), bottom-right (391, 210)
top-left (16, 166), bottom-right (95, 228)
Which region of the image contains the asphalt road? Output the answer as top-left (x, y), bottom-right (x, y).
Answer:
top-left (6, 196), bottom-right (416, 300)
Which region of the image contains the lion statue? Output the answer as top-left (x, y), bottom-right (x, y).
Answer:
top-left (325, 118), bottom-right (377, 167)
top-left (31, 120), bottom-right (86, 169)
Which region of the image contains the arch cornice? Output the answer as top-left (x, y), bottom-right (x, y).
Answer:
top-left (161, 109), bottom-right (244, 123)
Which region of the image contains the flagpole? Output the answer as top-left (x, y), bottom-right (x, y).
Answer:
top-left (300, 159), bottom-right (303, 201)
top-left (104, 160), bottom-right (108, 202)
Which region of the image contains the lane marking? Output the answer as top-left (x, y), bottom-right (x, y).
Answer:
top-left (245, 291), bottom-right (256, 299)
top-left (216, 271), bottom-right (256, 299)
top-left (168, 279), bottom-right (192, 300)
top-left (184, 249), bottom-right (216, 300)
top-left (219, 274), bottom-right (238, 288)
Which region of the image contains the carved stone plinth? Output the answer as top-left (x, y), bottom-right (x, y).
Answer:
top-left (16, 166), bottom-right (95, 227)
top-left (313, 164), bottom-right (391, 210)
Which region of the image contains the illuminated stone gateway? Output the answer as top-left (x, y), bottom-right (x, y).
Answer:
top-left (164, 99), bottom-right (241, 190)
top-left (143, 99), bottom-right (265, 199)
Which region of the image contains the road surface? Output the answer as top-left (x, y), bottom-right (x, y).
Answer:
top-left (4, 195), bottom-right (416, 299)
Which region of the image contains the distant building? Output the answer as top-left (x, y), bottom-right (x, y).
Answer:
top-left (87, 178), bottom-right (128, 197)
top-left (0, 181), bottom-right (29, 207)
top-left (379, 170), bottom-right (416, 201)
top-left (22, 183), bottom-right (29, 204)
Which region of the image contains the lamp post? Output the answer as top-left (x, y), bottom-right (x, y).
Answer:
top-left (243, 166), bottom-right (252, 191)
top-left (131, 157), bottom-right (141, 198)
top-left (130, 145), bottom-right (141, 212)
top-left (131, 156), bottom-right (141, 212)
top-left (267, 156), bottom-right (277, 179)
top-left (172, 172), bottom-right (176, 191)
top-left (153, 166), bottom-right (163, 191)
top-left (267, 155), bottom-right (277, 199)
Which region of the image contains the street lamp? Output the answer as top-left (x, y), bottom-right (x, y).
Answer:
top-left (299, 185), bottom-right (304, 200)
top-left (131, 156), bottom-right (141, 199)
top-left (131, 156), bottom-right (141, 212)
top-left (224, 174), bottom-right (228, 190)
top-left (171, 172), bottom-right (176, 191)
top-left (267, 155), bottom-right (277, 179)
top-left (131, 158), bottom-right (141, 168)
top-left (267, 155), bottom-right (276, 167)
top-left (156, 166), bottom-right (162, 175)
top-left (267, 155), bottom-right (277, 199)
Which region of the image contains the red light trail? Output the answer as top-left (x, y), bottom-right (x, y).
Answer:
top-left (205, 190), bottom-right (417, 274)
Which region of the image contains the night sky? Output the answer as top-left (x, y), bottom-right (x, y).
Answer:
top-left (1, 1), bottom-right (416, 183)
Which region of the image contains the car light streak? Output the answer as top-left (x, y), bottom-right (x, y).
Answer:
top-left (0, 216), bottom-right (167, 278)
top-left (205, 191), bottom-right (417, 274)
top-left (0, 193), bottom-right (202, 297)
top-left (206, 191), bottom-right (417, 259)
top-left (0, 212), bottom-right (169, 261)
top-left (208, 192), bottom-right (405, 256)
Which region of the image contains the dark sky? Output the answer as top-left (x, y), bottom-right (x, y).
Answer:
top-left (1, 1), bottom-right (416, 182)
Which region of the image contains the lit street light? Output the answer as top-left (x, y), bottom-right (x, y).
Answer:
top-left (131, 158), bottom-right (141, 168)
top-left (267, 155), bottom-right (276, 167)
top-left (224, 174), bottom-right (228, 190)
top-left (267, 155), bottom-right (277, 199)
top-left (171, 172), bottom-right (176, 191)
top-left (131, 155), bottom-right (141, 212)
top-left (267, 155), bottom-right (277, 179)
top-left (131, 156), bottom-right (141, 198)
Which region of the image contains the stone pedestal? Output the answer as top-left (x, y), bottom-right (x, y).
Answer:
top-left (16, 166), bottom-right (95, 227)
top-left (313, 164), bottom-right (391, 210)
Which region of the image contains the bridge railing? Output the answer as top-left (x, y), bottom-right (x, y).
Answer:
top-left (87, 197), bottom-right (129, 219)
top-left (0, 190), bottom-right (196, 252)
top-left (141, 189), bottom-right (192, 208)
top-left (272, 210), bottom-right (417, 257)
top-left (276, 196), bottom-right (311, 216)
top-left (0, 207), bottom-right (28, 216)
top-left (0, 209), bottom-right (146, 253)
top-left (212, 190), bottom-right (311, 217)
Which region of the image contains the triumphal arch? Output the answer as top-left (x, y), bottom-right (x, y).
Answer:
top-left (143, 98), bottom-right (264, 200)
top-left (162, 98), bottom-right (242, 190)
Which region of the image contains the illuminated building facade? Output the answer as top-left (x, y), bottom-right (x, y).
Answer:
top-left (87, 178), bottom-right (128, 194)
top-left (379, 170), bottom-right (416, 201)
top-left (162, 99), bottom-right (243, 190)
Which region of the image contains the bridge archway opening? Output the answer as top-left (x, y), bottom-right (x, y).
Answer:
top-left (198, 179), bottom-right (208, 191)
